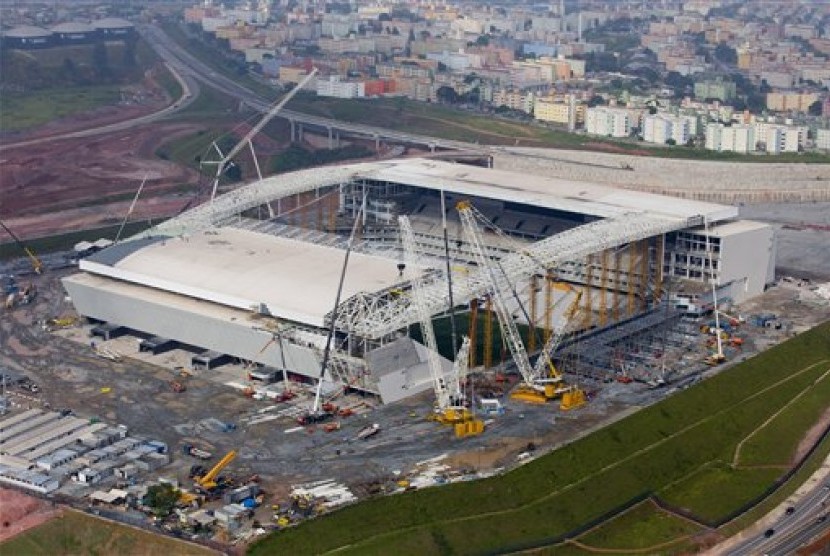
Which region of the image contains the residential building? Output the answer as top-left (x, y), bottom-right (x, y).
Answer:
top-left (585, 107), bottom-right (632, 138)
top-left (533, 96), bottom-right (585, 128)
top-left (766, 92), bottom-right (818, 113)
top-left (642, 114), bottom-right (694, 145)
top-left (816, 128), bottom-right (830, 150)
top-left (694, 80), bottom-right (736, 102)
top-left (316, 76), bottom-right (365, 99)
top-left (705, 123), bottom-right (756, 153)
top-left (492, 90), bottom-right (535, 113)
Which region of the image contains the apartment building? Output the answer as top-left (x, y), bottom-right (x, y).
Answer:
top-left (585, 107), bottom-right (632, 138)
top-left (642, 114), bottom-right (694, 145)
top-left (766, 92), bottom-right (819, 113)
top-left (705, 123), bottom-right (755, 153)
top-left (533, 97), bottom-right (585, 128)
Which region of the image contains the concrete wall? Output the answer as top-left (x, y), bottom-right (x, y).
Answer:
top-left (718, 225), bottom-right (776, 302)
top-left (62, 278), bottom-right (327, 380)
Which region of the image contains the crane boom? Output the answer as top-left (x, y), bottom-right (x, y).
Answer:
top-left (209, 68), bottom-right (318, 203)
top-left (196, 450), bottom-right (237, 490)
top-left (457, 202), bottom-right (535, 387)
top-left (0, 220), bottom-right (43, 274)
top-left (532, 287), bottom-right (583, 380)
top-left (399, 215), bottom-right (453, 410)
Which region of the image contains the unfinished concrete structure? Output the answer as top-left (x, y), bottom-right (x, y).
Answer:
top-left (62, 158), bottom-right (775, 403)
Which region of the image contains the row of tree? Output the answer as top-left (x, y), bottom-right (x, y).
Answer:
top-left (0, 37), bottom-right (140, 91)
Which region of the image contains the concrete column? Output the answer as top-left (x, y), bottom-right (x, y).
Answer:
top-left (374, 133), bottom-right (380, 151)
top-left (289, 119), bottom-right (296, 142)
top-left (335, 131), bottom-right (340, 148)
top-left (298, 124), bottom-right (304, 143)
top-left (328, 126), bottom-right (333, 149)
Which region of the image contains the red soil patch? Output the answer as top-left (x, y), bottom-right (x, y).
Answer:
top-left (0, 120), bottom-right (202, 240)
top-left (0, 488), bottom-right (62, 543)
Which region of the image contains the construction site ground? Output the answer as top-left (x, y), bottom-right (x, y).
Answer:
top-left (2, 258), bottom-right (829, 546)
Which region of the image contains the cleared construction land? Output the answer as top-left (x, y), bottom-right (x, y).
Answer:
top-left (249, 321), bottom-right (830, 555)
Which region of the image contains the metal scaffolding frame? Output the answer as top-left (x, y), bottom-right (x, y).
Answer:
top-left (333, 212), bottom-right (696, 339)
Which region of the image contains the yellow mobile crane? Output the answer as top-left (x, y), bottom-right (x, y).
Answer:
top-left (194, 450), bottom-right (237, 491)
top-left (457, 201), bottom-right (586, 410)
top-left (0, 220), bottom-right (43, 274)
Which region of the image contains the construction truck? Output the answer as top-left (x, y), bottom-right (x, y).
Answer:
top-left (457, 202), bottom-right (586, 411)
top-left (181, 444), bottom-right (212, 460)
top-left (399, 215), bottom-right (484, 438)
top-left (194, 450), bottom-right (237, 492)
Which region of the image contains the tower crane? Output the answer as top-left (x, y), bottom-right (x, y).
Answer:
top-left (0, 220), bottom-right (43, 274)
top-left (457, 201), bottom-right (586, 410)
top-left (399, 216), bottom-right (483, 436)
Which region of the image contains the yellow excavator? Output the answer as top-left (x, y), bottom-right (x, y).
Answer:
top-left (194, 450), bottom-right (237, 492)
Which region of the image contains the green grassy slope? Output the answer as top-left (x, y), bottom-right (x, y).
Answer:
top-left (249, 321), bottom-right (830, 555)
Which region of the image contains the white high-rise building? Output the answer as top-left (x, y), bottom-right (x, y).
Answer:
top-left (642, 114), bottom-right (694, 145)
top-left (585, 107), bottom-right (631, 138)
top-left (705, 123), bottom-right (755, 153)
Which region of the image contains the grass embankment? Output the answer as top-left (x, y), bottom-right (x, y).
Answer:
top-left (0, 40), bottom-right (157, 132)
top-left (249, 321), bottom-right (830, 555)
top-left (0, 509), bottom-right (213, 556)
top-left (0, 86), bottom-right (122, 131)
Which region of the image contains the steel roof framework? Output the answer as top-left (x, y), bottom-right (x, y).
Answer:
top-left (333, 212), bottom-right (698, 339)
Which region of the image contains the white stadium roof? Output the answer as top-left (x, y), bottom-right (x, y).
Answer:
top-left (80, 227), bottom-right (423, 328)
top-left (366, 159), bottom-right (738, 222)
top-left (156, 158), bottom-right (737, 236)
top-left (79, 158), bottom-right (741, 336)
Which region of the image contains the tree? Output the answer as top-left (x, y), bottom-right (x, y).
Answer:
top-left (808, 100), bottom-right (823, 116)
top-left (714, 42), bottom-right (737, 65)
top-left (587, 94), bottom-right (605, 107)
top-left (436, 85), bottom-right (458, 104)
top-left (92, 42), bottom-right (110, 78)
top-left (475, 35), bottom-right (489, 47)
top-left (665, 138), bottom-right (676, 145)
top-left (143, 484), bottom-right (179, 517)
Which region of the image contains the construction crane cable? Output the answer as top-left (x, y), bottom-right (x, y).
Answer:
top-left (313, 190), bottom-right (366, 414)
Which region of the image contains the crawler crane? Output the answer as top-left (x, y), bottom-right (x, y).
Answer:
top-left (511, 286), bottom-right (586, 409)
top-left (457, 201), bottom-right (586, 410)
top-left (399, 215), bottom-right (483, 437)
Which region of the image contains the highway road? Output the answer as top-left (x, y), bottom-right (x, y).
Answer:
top-left (138, 24), bottom-right (486, 153)
top-left (726, 477), bottom-right (830, 555)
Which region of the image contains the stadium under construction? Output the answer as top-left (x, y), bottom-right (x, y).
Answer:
top-left (62, 158), bottom-right (775, 404)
